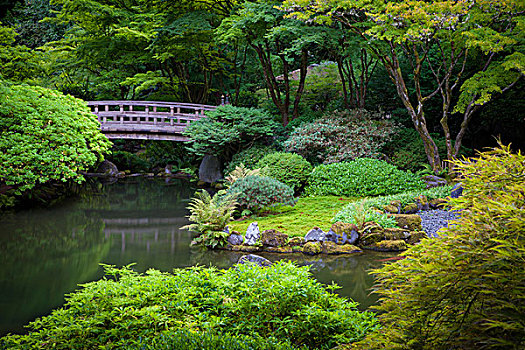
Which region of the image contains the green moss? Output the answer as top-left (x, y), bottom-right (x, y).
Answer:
top-left (302, 242), bottom-right (322, 255)
top-left (230, 196), bottom-right (357, 237)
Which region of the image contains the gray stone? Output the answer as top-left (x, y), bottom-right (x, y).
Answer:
top-left (305, 227), bottom-right (326, 242)
top-left (245, 222), bottom-right (260, 245)
top-left (237, 254), bottom-right (272, 267)
top-left (451, 183), bottom-right (463, 198)
top-left (96, 160), bottom-right (119, 176)
top-left (198, 154), bottom-right (222, 183)
top-left (227, 233), bottom-right (243, 246)
top-left (325, 228), bottom-right (359, 245)
top-left (422, 175), bottom-right (447, 189)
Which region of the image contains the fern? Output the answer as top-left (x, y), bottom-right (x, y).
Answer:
top-left (225, 163), bottom-right (261, 186)
top-left (182, 190), bottom-right (238, 248)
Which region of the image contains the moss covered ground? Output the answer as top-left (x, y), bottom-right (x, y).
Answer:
top-left (230, 196), bottom-right (358, 237)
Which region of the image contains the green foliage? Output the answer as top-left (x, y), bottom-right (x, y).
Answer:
top-left (226, 175), bottom-right (297, 212)
top-left (0, 22), bottom-right (42, 82)
top-left (1, 262), bottom-right (378, 349)
top-left (225, 164), bottom-right (261, 186)
top-left (225, 144), bottom-right (276, 174)
top-left (285, 110), bottom-right (397, 165)
top-left (357, 143), bottom-right (525, 349)
top-left (109, 150), bottom-right (150, 172)
top-left (0, 82), bottom-right (111, 193)
top-left (257, 152), bottom-right (313, 191)
top-left (182, 190), bottom-right (237, 248)
top-left (184, 105), bottom-right (279, 160)
top-left (305, 158), bottom-right (425, 197)
top-left (335, 202), bottom-right (398, 229)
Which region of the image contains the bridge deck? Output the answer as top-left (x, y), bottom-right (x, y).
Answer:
top-left (88, 100), bottom-right (217, 141)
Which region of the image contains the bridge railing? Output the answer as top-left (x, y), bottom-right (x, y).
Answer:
top-left (87, 100), bottom-right (217, 126)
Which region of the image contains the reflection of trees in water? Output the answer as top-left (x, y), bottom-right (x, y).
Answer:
top-left (0, 208), bottom-right (110, 335)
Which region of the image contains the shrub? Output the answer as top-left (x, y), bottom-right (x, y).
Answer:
top-left (0, 82), bottom-right (111, 193)
top-left (225, 144), bottom-right (276, 173)
top-left (183, 105), bottom-right (279, 160)
top-left (225, 164), bottom-right (261, 186)
top-left (305, 158), bottom-right (425, 197)
top-left (257, 152), bottom-right (313, 191)
top-left (333, 185), bottom-right (453, 224)
top-left (335, 202), bottom-right (398, 229)
top-left (1, 263), bottom-right (378, 349)
top-left (357, 144), bottom-right (525, 349)
top-left (182, 190), bottom-right (237, 248)
top-left (109, 150), bottom-right (150, 172)
top-left (284, 110), bottom-right (397, 165)
top-left (226, 175), bottom-right (296, 212)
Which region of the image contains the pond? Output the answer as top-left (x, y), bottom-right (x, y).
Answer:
top-left (0, 178), bottom-right (395, 336)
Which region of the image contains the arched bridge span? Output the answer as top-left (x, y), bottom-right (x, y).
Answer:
top-left (88, 100), bottom-right (217, 141)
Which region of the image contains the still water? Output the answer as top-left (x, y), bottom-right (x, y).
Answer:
top-left (0, 178), bottom-right (394, 336)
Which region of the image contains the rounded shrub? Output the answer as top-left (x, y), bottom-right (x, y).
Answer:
top-left (305, 158), bottom-right (425, 197)
top-left (256, 152), bottom-right (313, 191)
top-left (226, 175), bottom-right (296, 211)
top-left (225, 144), bottom-right (276, 174)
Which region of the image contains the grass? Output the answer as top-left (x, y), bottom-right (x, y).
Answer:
top-left (230, 196), bottom-right (358, 238)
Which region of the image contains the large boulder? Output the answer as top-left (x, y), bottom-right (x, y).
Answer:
top-left (227, 233), bottom-right (244, 246)
top-left (237, 254), bottom-right (272, 267)
top-left (389, 214), bottom-right (422, 231)
top-left (451, 183), bottom-right (463, 198)
top-left (288, 237), bottom-right (305, 247)
top-left (198, 154), bottom-right (222, 183)
top-left (321, 241), bottom-right (362, 255)
top-left (364, 240), bottom-right (407, 252)
top-left (305, 227), bottom-right (326, 242)
top-left (260, 229), bottom-right (288, 247)
top-left (244, 222), bottom-right (260, 245)
top-left (96, 160), bottom-right (119, 176)
top-left (302, 241), bottom-right (322, 255)
top-left (326, 222), bottom-right (359, 245)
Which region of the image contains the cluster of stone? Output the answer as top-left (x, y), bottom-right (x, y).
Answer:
top-left (382, 195), bottom-right (448, 214)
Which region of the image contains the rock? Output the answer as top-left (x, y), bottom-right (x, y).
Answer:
top-left (326, 222), bottom-right (359, 245)
top-left (227, 233), bottom-right (243, 246)
top-left (415, 195), bottom-right (430, 211)
top-left (223, 226), bottom-right (230, 234)
top-left (265, 246), bottom-right (293, 253)
top-left (292, 245), bottom-right (302, 252)
top-left (403, 203), bottom-right (419, 214)
top-left (422, 175), bottom-right (448, 189)
top-left (359, 226), bottom-right (412, 246)
top-left (288, 237), bottom-right (305, 246)
top-left (429, 198), bottom-right (448, 209)
top-left (388, 214), bottom-right (422, 231)
top-left (96, 160), bottom-right (119, 176)
top-left (199, 154), bottom-right (222, 184)
top-left (260, 229), bottom-right (288, 247)
top-left (407, 230), bottom-right (427, 244)
top-left (244, 222), bottom-right (260, 245)
top-left (383, 205), bottom-right (400, 214)
top-left (322, 241), bottom-right (362, 254)
top-left (364, 240), bottom-right (407, 252)
top-left (302, 241), bottom-right (322, 255)
top-left (237, 254), bottom-right (272, 267)
top-left (239, 245), bottom-right (261, 253)
top-left (451, 183), bottom-right (463, 198)
top-left (305, 227), bottom-right (326, 242)
top-left (197, 180), bottom-right (207, 187)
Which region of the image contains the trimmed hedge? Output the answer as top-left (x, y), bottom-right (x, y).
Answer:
top-left (257, 152), bottom-right (313, 190)
top-left (225, 144), bottom-right (276, 174)
top-left (305, 158), bottom-right (425, 197)
top-left (226, 175), bottom-right (296, 211)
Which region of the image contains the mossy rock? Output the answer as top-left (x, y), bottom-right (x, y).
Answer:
top-left (429, 198), bottom-right (448, 209)
top-left (415, 195), bottom-right (429, 210)
top-left (407, 230), bottom-right (427, 244)
top-left (322, 241), bottom-right (362, 255)
top-left (288, 236), bottom-right (305, 247)
top-left (260, 229), bottom-right (289, 247)
top-left (302, 241), bottom-right (322, 255)
top-left (403, 203), bottom-right (418, 214)
top-left (292, 245), bottom-right (302, 252)
top-left (389, 214), bottom-right (422, 231)
top-left (330, 222), bottom-right (358, 236)
top-left (383, 205), bottom-right (400, 214)
top-left (239, 245), bottom-right (262, 253)
top-left (360, 227), bottom-right (411, 246)
top-left (265, 246), bottom-right (293, 253)
top-left (364, 240), bottom-right (407, 252)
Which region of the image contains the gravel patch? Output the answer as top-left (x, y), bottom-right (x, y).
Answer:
top-left (417, 209), bottom-right (461, 238)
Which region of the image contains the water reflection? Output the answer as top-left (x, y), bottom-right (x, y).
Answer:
top-left (0, 178), bottom-right (394, 336)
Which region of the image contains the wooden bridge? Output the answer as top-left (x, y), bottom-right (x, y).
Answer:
top-left (87, 100), bottom-right (217, 141)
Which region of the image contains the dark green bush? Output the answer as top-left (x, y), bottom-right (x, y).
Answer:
top-left (1, 262), bottom-right (378, 349)
top-left (226, 175), bottom-right (297, 211)
top-left (357, 144), bottom-right (525, 349)
top-left (183, 105), bottom-right (279, 160)
top-left (109, 150), bottom-right (150, 172)
top-left (257, 152), bottom-right (313, 191)
top-left (225, 144), bottom-right (276, 174)
top-left (305, 158), bottom-right (425, 197)
top-left (284, 110), bottom-right (397, 165)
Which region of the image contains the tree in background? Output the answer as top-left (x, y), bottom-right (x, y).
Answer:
top-left (283, 0), bottom-right (524, 172)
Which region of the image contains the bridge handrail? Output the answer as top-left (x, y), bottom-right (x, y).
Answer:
top-left (86, 100), bottom-right (218, 111)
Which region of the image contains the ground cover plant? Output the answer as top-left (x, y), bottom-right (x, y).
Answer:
top-left (305, 158), bottom-right (425, 197)
top-left (230, 196), bottom-right (357, 237)
top-left (1, 262), bottom-right (378, 349)
top-left (356, 144), bottom-right (525, 349)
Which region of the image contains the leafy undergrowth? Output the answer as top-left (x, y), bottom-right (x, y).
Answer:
top-left (1, 263), bottom-right (378, 350)
top-left (230, 196), bottom-right (357, 237)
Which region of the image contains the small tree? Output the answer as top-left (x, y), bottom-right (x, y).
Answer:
top-left (357, 143), bottom-right (525, 349)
